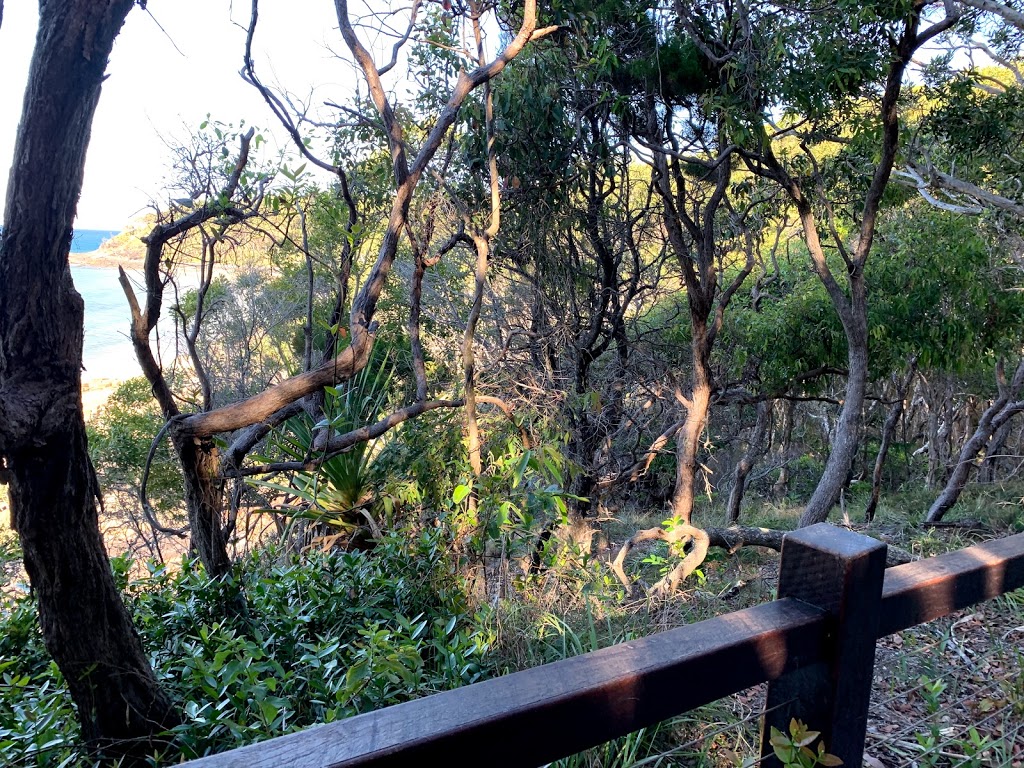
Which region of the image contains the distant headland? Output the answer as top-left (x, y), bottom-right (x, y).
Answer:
top-left (68, 225), bottom-right (147, 269)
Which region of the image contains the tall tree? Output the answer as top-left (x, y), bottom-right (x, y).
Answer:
top-left (120, 1), bottom-right (555, 575)
top-left (0, 0), bottom-right (178, 750)
top-left (120, 126), bottom-right (264, 580)
top-left (719, 0), bottom-right (959, 525)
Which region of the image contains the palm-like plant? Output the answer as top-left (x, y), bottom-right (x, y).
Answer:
top-left (251, 356), bottom-right (395, 547)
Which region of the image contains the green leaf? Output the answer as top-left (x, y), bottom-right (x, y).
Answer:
top-left (259, 700), bottom-right (279, 723)
top-left (795, 729), bottom-right (820, 747)
top-left (452, 484), bottom-right (472, 504)
top-left (512, 450), bottom-right (532, 488)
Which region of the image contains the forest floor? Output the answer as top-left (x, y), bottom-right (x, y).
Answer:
top-left (528, 489), bottom-right (1024, 767)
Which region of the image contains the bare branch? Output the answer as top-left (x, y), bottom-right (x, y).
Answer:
top-left (243, 0), bottom-right (341, 176)
top-left (225, 398), bottom-right (465, 477)
top-left (959, 0), bottom-right (1024, 30)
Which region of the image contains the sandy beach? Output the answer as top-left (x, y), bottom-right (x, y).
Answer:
top-left (70, 250), bottom-right (144, 270)
top-left (82, 374), bottom-right (131, 418)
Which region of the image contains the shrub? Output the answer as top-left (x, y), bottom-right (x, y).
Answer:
top-left (0, 529), bottom-right (495, 764)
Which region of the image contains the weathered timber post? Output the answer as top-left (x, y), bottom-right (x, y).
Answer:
top-left (760, 523), bottom-right (887, 768)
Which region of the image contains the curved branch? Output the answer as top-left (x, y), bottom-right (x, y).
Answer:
top-left (139, 419), bottom-right (188, 538)
top-left (244, 0), bottom-right (340, 176)
top-left (610, 524), bottom-right (914, 597)
top-left (177, 328), bottom-right (376, 436)
top-left (959, 0), bottom-right (1024, 30)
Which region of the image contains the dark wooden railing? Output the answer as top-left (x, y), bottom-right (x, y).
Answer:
top-left (183, 523), bottom-right (1024, 768)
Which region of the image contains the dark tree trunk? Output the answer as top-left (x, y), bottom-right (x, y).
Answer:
top-left (726, 400), bottom-right (772, 524)
top-left (176, 434), bottom-right (233, 577)
top-left (925, 377), bottom-right (954, 488)
top-left (0, 0), bottom-right (179, 749)
top-left (865, 359), bottom-right (917, 522)
top-left (121, 263), bottom-right (235, 580)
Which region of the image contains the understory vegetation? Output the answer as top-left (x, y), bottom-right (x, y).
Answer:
top-left (2, 494), bottom-right (1022, 766)
top-left (3, 0), bottom-right (1024, 764)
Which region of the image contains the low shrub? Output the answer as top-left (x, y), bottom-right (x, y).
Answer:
top-left (0, 529), bottom-right (495, 765)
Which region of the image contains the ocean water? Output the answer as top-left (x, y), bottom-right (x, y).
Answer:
top-left (0, 228), bottom-right (183, 380)
top-left (0, 226), bottom-right (119, 253)
top-left (68, 229), bottom-right (138, 377)
top-left (71, 229), bottom-right (120, 253)
top-left (72, 265), bottom-right (140, 378)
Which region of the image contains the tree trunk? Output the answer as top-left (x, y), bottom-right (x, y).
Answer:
top-left (865, 359), bottom-right (917, 522)
top-left (980, 418), bottom-right (1012, 483)
top-left (0, 0), bottom-right (179, 749)
top-left (671, 322), bottom-right (713, 527)
top-left (926, 384), bottom-right (942, 488)
top-left (773, 399), bottom-right (795, 499)
top-left (926, 359), bottom-right (1024, 522)
top-left (927, 381), bottom-right (955, 488)
top-left (800, 321), bottom-right (868, 526)
top-left (175, 434), bottom-right (233, 578)
top-left (121, 264), bottom-right (235, 579)
top-left (726, 400), bottom-right (772, 523)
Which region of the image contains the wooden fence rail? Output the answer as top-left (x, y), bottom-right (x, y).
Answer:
top-left (184, 523), bottom-right (1024, 768)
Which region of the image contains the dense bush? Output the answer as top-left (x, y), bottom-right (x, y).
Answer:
top-left (0, 530), bottom-right (494, 765)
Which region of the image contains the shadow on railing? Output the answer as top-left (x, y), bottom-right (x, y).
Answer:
top-left (182, 524), bottom-right (1024, 768)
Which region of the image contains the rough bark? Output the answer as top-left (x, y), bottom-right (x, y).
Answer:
top-left (0, 0), bottom-right (179, 748)
top-left (726, 400), bottom-right (772, 523)
top-left (980, 417), bottom-right (1012, 483)
top-left (926, 359), bottom-right (1024, 522)
top-left (865, 359), bottom-right (917, 522)
top-left (772, 400), bottom-right (795, 498)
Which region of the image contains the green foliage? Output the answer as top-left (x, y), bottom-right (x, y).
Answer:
top-left (0, 530), bottom-right (492, 764)
top-left (87, 377), bottom-right (184, 516)
top-left (0, 660), bottom-right (80, 768)
top-left (769, 719), bottom-right (843, 768)
top-left (721, 202), bottom-right (1024, 390)
top-left (868, 204), bottom-right (1024, 372)
top-left (373, 408), bottom-right (466, 520)
top-left (250, 356), bottom-right (397, 538)
top-left (458, 441), bottom-right (574, 556)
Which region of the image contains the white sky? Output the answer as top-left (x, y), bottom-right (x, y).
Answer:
top-left (0, 1), bottom-right (364, 230)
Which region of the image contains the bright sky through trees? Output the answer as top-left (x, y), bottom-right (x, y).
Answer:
top-left (0, 0), bottom-right (350, 229)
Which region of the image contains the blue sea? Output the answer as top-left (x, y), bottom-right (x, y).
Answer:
top-left (69, 229), bottom-right (140, 378)
top-left (72, 264), bottom-right (139, 378)
top-left (71, 229), bottom-right (120, 253)
top-left (0, 227), bottom-right (181, 380)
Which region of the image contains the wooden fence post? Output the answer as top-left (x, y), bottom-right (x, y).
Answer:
top-left (760, 523), bottom-right (887, 768)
